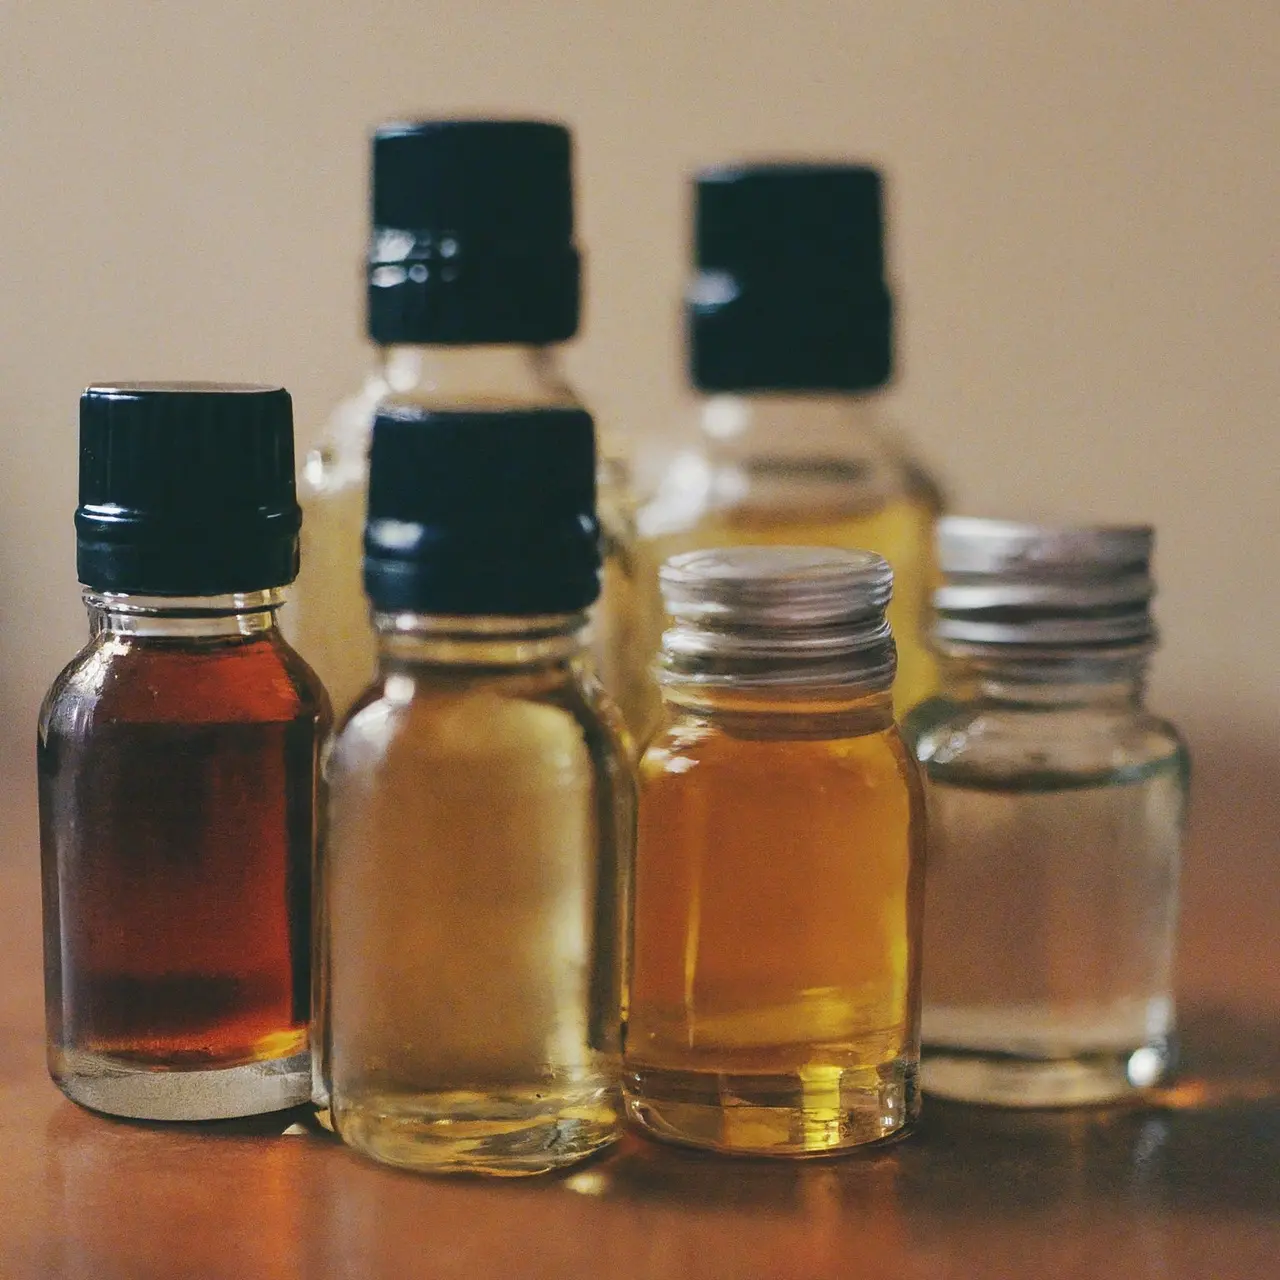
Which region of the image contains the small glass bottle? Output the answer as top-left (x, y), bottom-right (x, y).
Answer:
top-left (322, 404), bottom-right (634, 1175)
top-left (626, 546), bottom-right (926, 1155)
top-left (905, 518), bottom-right (1187, 1106)
top-left (39, 383), bottom-right (329, 1120)
top-left (639, 164), bottom-right (944, 740)
top-left (293, 118), bottom-right (648, 735)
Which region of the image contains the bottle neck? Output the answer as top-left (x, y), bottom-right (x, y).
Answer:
top-left (84, 588), bottom-right (287, 639)
top-left (372, 611), bottom-right (589, 670)
top-left (376, 343), bottom-right (576, 410)
top-left (698, 387), bottom-right (889, 460)
top-left (937, 651), bottom-right (1150, 710)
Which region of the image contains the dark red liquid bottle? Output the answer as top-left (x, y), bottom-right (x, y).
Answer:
top-left (39, 383), bottom-right (329, 1120)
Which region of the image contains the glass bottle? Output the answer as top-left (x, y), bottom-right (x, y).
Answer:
top-left (626, 546), bottom-right (926, 1155)
top-left (639, 164), bottom-right (944, 741)
top-left (39, 383), bottom-right (329, 1120)
top-left (293, 118), bottom-right (647, 735)
top-left (905, 518), bottom-right (1187, 1106)
top-left (322, 404), bottom-right (634, 1176)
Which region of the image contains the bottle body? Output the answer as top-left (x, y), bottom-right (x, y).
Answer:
top-left (39, 593), bottom-right (328, 1120)
top-left (592, 449), bottom-right (652, 742)
top-left (627, 687), bottom-right (926, 1154)
top-left (294, 349), bottom-right (646, 734)
top-left (292, 371), bottom-right (387, 720)
top-left (906, 667), bottom-right (1187, 1106)
top-left (322, 616), bottom-right (633, 1174)
top-left (639, 393), bottom-right (941, 740)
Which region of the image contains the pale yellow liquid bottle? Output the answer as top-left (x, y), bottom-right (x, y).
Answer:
top-left (634, 164), bottom-right (944, 742)
top-left (290, 120), bottom-right (646, 731)
top-left (323, 405), bottom-right (633, 1175)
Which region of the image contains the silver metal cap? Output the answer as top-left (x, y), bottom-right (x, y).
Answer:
top-left (933, 517), bottom-right (1156, 651)
top-left (658, 546), bottom-right (897, 690)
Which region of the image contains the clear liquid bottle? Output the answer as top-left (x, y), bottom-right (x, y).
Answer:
top-left (39, 384), bottom-right (328, 1120)
top-left (639, 164), bottom-right (944, 742)
top-left (293, 118), bottom-right (647, 733)
top-left (322, 404), bottom-right (633, 1175)
top-left (904, 518), bottom-right (1187, 1106)
top-left (626, 547), bottom-right (926, 1154)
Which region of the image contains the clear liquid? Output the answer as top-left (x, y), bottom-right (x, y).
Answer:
top-left (323, 653), bottom-right (631, 1174)
top-left (921, 763), bottom-right (1183, 1105)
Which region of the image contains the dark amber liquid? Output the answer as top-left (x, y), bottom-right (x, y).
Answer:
top-left (39, 630), bottom-right (327, 1068)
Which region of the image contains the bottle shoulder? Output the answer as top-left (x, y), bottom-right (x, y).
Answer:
top-left (299, 375), bottom-right (387, 500)
top-left (327, 663), bottom-right (631, 785)
top-left (639, 397), bottom-right (941, 541)
top-left (38, 641), bottom-right (100, 739)
top-left (39, 630), bottom-right (329, 742)
top-left (301, 375), bottom-right (640, 519)
top-left (640, 709), bottom-right (916, 785)
top-left (907, 699), bottom-right (1187, 788)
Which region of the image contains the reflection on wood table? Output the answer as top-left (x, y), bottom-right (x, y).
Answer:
top-left (1, 799), bottom-right (1277, 1279)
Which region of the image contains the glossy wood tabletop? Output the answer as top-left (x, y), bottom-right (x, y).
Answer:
top-left (2, 753), bottom-right (1277, 1280)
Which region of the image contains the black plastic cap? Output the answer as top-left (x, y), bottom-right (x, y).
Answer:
top-left (367, 119), bottom-right (581, 345)
top-left (76, 383), bottom-right (301, 594)
top-left (688, 163), bottom-right (894, 392)
top-left (364, 407), bottom-right (600, 614)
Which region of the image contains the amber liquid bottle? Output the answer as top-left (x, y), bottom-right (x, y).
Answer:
top-left (626, 547), bottom-right (926, 1155)
top-left (638, 164), bottom-right (943, 742)
top-left (39, 384), bottom-right (328, 1120)
top-left (293, 118), bottom-right (648, 735)
top-left (323, 406), bottom-right (633, 1176)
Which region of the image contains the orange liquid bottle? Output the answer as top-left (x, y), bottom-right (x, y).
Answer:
top-left (626, 547), bottom-right (925, 1154)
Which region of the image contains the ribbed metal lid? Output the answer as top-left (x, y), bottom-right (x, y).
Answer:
top-left (658, 546), bottom-right (897, 690)
top-left (933, 517), bottom-right (1156, 651)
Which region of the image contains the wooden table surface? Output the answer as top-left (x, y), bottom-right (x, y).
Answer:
top-left (2, 756), bottom-right (1278, 1280)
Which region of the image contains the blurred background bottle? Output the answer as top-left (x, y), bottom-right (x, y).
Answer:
top-left (292, 118), bottom-right (644, 726)
top-left (638, 163), bottom-right (944, 741)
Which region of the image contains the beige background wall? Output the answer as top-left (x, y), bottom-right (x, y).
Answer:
top-left (1, 2), bottom-right (1276, 986)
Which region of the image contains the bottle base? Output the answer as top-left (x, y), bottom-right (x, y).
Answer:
top-left (332, 1083), bottom-right (621, 1176)
top-left (921, 1040), bottom-right (1173, 1107)
top-left (53, 1048), bottom-right (312, 1121)
top-left (623, 1060), bottom-right (919, 1156)
top-left (312, 1069), bottom-right (335, 1131)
